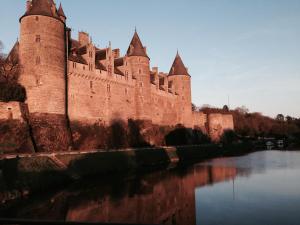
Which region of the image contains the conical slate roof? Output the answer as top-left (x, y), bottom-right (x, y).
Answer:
top-left (126, 31), bottom-right (149, 58)
top-left (57, 3), bottom-right (66, 18)
top-left (20, 0), bottom-right (62, 22)
top-left (168, 52), bottom-right (190, 76)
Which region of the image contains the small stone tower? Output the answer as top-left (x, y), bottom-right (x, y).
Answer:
top-left (126, 30), bottom-right (151, 120)
top-left (19, 0), bottom-right (67, 115)
top-left (168, 52), bottom-right (193, 127)
top-left (19, 0), bottom-right (71, 152)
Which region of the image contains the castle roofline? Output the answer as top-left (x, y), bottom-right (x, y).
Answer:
top-left (19, 0), bottom-right (65, 24)
top-left (126, 30), bottom-right (149, 59)
top-left (168, 51), bottom-right (190, 77)
top-left (57, 3), bottom-right (66, 18)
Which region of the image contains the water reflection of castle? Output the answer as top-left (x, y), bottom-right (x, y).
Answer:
top-left (65, 166), bottom-right (239, 225)
top-left (5, 166), bottom-right (242, 225)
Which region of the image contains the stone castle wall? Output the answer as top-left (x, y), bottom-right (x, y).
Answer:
top-left (208, 113), bottom-right (234, 142)
top-left (67, 60), bottom-right (183, 127)
top-left (192, 111), bottom-right (207, 131)
top-left (68, 62), bottom-right (137, 124)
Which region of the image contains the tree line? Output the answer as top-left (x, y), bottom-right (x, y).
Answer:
top-left (193, 103), bottom-right (300, 140)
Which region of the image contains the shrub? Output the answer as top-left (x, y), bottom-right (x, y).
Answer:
top-left (0, 82), bottom-right (26, 102)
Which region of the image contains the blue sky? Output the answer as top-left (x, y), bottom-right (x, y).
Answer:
top-left (1, 0), bottom-right (300, 118)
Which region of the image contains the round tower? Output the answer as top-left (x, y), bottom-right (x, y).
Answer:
top-left (168, 52), bottom-right (192, 127)
top-left (19, 0), bottom-right (66, 115)
top-left (19, 0), bottom-right (71, 152)
top-left (126, 30), bottom-right (151, 121)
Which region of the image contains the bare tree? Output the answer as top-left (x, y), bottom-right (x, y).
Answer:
top-left (0, 41), bottom-right (20, 83)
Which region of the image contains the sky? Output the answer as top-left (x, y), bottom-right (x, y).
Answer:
top-left (1, 0), bottom-right (300, 118)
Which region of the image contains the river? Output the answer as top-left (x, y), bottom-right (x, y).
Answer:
top-left (1, 150), bottom-right (300, 225)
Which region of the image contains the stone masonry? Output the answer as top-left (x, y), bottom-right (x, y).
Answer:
top-left (8, 0), bottom-right (234, 145)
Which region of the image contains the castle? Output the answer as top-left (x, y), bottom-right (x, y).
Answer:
top-left (2, 0), bottom-right (234, 148)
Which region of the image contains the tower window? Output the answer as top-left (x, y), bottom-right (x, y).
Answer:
top-left (73, 62), bottom-right (76, 68)
top-left (36, 56), bottom-right (40, 65)
top-left (107, 84), bottom-right (111, 93)
top-left (35, 35), bottom-right (40, 42)
top-left (139, 69), bottom-right (142, 74)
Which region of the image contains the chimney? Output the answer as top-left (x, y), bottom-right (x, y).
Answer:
top-left (152, 67), bottom-right (158, 73)
top-left (78, 32), bottom-right (90, 45)
top-left (112, 49), bottom-right (120, 58)
top-left (26, 0), bottom-right (31, 12)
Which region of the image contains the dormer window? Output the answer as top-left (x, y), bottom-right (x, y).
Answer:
top-left (36, 35), bottom-right (40, 43)
top-left (36, 56), bottom-right (40, 65)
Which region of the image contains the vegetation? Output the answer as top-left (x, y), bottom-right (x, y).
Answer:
top-left (0, 82), bottom-right (26, 102)
top-left (197, 104), bottom-right (300, 140)
top-left (0, 40), bottom-right (26, 102)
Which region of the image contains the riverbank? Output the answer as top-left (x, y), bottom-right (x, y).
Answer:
top-left (0, 142), bottom-right (255, 203)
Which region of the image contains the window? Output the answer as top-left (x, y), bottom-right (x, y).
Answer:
top-left (35, 35), bottom-right (40, 43)
top-left (139, 69), bottom-right (142, 74)
top-left (90, 81), bottom-right (93, 89)
top-left (107, 84), bottom-right (111, 93)
top-left (36, 56), bottom-right (40, 65)
top-left (125, 88), bottom-right (128, 95)
top-left (88, 63), bottom-right (93, 71)
top-left (73, 62), bottom-right (76, 68)
top-left (35, 16), bottom-right (39, 21)
top-left (108, 65), bottom-right (112, 75)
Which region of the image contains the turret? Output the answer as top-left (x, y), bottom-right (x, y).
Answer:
top-left (168, 51), bottom-right (192, 127)
top-left (19, 0), bottom-right (67, 115)
top-left (18, 0), bottom-right (71, 152)
top-left (57, 3), bottom-right (66, 23)
top-left (126, 30), bottom-right (151, 121)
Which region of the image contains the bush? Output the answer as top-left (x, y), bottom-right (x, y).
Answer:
top-left (0, 82), bottom-right (26, 102)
